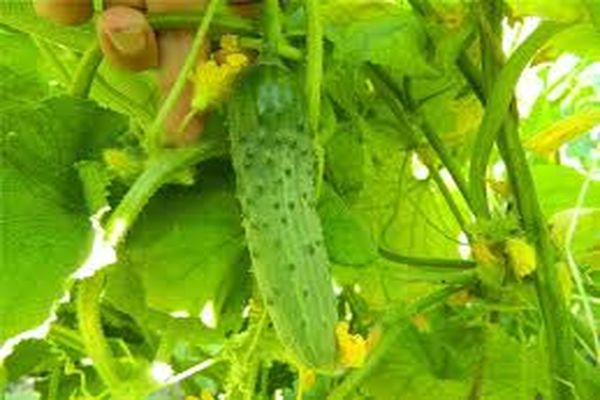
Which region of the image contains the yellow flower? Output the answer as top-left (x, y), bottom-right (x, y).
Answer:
top-left (336, 321), bottom-right (367, 368)
top-left (200, 390), bottom-right (215, 400)
top-left (506, 238), bottom-right (537, 278)
top-left (191, 52), bottom-right (249, 112)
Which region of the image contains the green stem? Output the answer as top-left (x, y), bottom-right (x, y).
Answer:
top-left (238, 37), bottom-right (303, 60)
top-left (305, 0), bottom-right (325, 197)
top-left (305, 0), bottom-right (323, 136)
top-left (476, 5), bottom-right (578, 398)
top-left (379, 247), bottom-right (476, 269)
top-left (146, 0), bottom-right (221, 150)
top-left (47, 366), bottom-right (61, 400)
top-left (70, 42), bottom-right (103, 98)
top-left (327, 276), bottom-right (475, 400)
top-left (263, 0), bottom-right (283, 59)
top-left (147, 11), bottom-right (256, 33)
top-left (105, 141), bottom-right (226, 246)
top-left (468, 21), bottom-right (569, 218)
top-left (77, 273), bottom-right (121, 390)
top-left (498, 119), bottom-right (578, 399)
top-left (49, 324), bottom-right (86, 354)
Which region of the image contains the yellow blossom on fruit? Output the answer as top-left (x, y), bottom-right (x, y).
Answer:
top-left (336, 321), bottom-right (367, 368)
top-left (506, 238), bottom-right (537, 278)
top-left (191, 52), bottom-right (249, 112)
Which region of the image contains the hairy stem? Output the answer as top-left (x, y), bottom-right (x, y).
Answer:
top-left (77, 273), bottom-right (121, 390)
top-left (476, 4), bottom-right (578, 398)
top-left (71, 42), bottom-right (103, 98)
top-left (105, 141), bottom-right (226, 246)
top-left (468, 20), bottom-right (568, 218)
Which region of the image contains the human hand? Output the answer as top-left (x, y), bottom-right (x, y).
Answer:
top-left (35, 0), bottom-right (214, 146)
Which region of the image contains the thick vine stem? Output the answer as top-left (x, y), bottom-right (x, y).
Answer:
top-left (468, 20), bottom-right (568, 218)
top-left (476, 4), bottom-right (578, 398)
top-left (146, 0), bottom-right (222, 150)
top-left (70, 42), bottom-right (103, 98)
top-left (105, 141), bottom-right (226, 246)
top-left (76, 272), bottom-right (121, 391)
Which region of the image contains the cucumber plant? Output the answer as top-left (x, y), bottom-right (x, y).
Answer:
top-left (1, 0), bottom-right (599, 399)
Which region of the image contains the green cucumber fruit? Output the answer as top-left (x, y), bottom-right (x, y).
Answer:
top-left (227, 63), bottom-right (338, 369)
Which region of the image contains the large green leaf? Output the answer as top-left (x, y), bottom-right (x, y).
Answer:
top-left (0, 96), bottom-right (126, 345)
top-left (531, 164), bottom-right (600, 217)
top-left (323, 0), bottom-right (438, 77)
top-left (505, 0), bottom-right (587, 22)
top-left (318, 184), bottom-right (377, 266)
top-left (479, 327), bottom-right (550, 400)
top-left (0, 28), bottom-right (50, 112)
top-left (118, 164), bottom-right (248, 324)
top-left (546, 24), bottom-right (600, 59)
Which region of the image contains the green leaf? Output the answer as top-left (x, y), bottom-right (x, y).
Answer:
top-left (505, 0), bottom-right (586, 22)
top-left (362, 323), bottom-right (470, 399)
top-left (323, 1), bottom-right (438, 77)
top-left (479, 327), bottom-right (551, 400)
top-left (0, 28), bottom-right (51, 112)
top-left (550, 208), bottom-right (600, 269)
top-left (318, 184), bottom-right (377, 266)
top-left (531, 164), bottom-right (600, 217)
top-left (546, 24), bottom-right (600, 59)
top-left (325, 121), bottom-right (365, 195)
top-left (2, 340), bottom-right (60, 382)
top-left (0, 96), bottom-right (127, 345)
top-left (119, 163), bottom-right (248, 324)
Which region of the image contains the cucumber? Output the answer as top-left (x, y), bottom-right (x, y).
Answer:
top-left (227, 63), bottom-right (338, 369)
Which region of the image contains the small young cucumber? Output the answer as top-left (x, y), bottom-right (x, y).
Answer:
top-left (227, 63), bottom-right (338, 369)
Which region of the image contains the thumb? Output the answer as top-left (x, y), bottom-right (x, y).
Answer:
top-left (97, 6), bottom-right (158, 72)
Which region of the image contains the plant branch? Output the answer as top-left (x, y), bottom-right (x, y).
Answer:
top-left (379, 247), bottom-right (476, 269)
top-left (71, 41), bottom-right (103, 98)
top-left (475, 4), bottom-right (578, 397)
top-left (77, 273), bottom-right (121, 390)
top-left (105, 141), bottom-right (226, 246)
top-left (146, 0), bottom-right (221, 150)
top-left (148, 11), bottom-right (255, 33)
top-left (468, 21), bottom-right (569, 218)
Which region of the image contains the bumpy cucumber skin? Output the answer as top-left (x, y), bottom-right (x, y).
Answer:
top-left (227, 63), bottom-right (338, 369)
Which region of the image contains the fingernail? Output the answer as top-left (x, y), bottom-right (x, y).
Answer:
top-left (98, 7), bottom-right (158, 71)
top-left (109, 27), bottom-right (147, 55)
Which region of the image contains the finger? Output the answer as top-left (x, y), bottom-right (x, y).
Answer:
top-left (97, 6), bottom-right (158, 72)
top-left (147, 0), bottom-right (207, 146)
top-left (34, 0), bottom-right (93, 26)
top-left (105, 0), bottom-right (146, 9)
